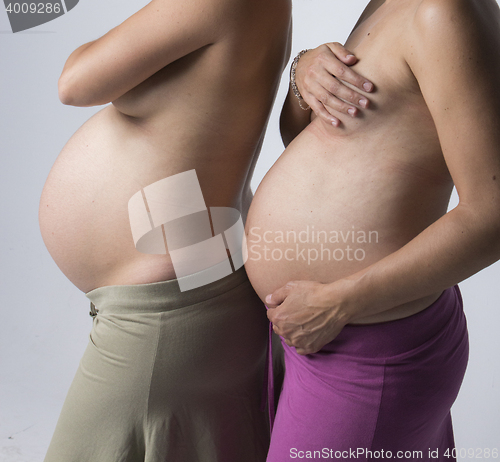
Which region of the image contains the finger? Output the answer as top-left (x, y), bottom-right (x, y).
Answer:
top-left (296, 343), bottom-right (322, 355)
top-left (304, 90), bottom-right (341, 126)
top-left (300, 48), bottom-right (369, 106)
top-left (269, 320), bottom-right (289, 342)
top-left (303, 79), bottom-right (350, 120)
top-left (319, 71), bottom-right (370, 110)
top-left (270, 322), bottom-right (282, 336)
top-left (267, 309), bottom-right (279, 324)
top-left (296, 347), bottom-right (313, 356)
top-left (265, 284), bottom-right (290, 308)
top-left (327, 41), bottom-right (358, 65)
top-left (325, 43), bottom-right (374, 93)
top-left (295, 347), bottom-right (308, 355)
top-left (309, 97), bottom-right (341, 127)
top-left (306, 76), bottom-right (365, 118)
top-left (307, 88), bottom-right (356, 122)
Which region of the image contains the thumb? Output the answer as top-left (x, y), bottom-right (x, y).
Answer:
top-left (327, 42), bottom-right (358, 65)
top-left (265, 283), bottom-right (293, 308)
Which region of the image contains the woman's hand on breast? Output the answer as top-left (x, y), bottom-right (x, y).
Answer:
top-left (295, 43), bottom-right (374, 125)
top-left (265, 279), bottom-right (353, 355)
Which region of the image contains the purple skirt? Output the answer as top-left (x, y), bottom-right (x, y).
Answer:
top-left (267, 285), bottom-right (469, 462)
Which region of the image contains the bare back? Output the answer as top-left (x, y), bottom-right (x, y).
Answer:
top-left (39, 0), bottom-right (292, 293)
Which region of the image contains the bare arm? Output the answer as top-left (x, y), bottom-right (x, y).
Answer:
top-left (280, 43), bottom-right (375, 146)
top-left (58, 0), bottom-right (228, 106)
top-left (268, 0), bottom-right (500, 354)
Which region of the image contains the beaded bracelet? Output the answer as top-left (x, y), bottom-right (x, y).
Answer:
top-left (290, 49), bottom-right (311, 111)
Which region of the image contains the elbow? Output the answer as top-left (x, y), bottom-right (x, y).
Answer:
top-left (58, 71), bottom-right (81, 106)
top-left (58, 75), bottom-right (74, 106)
top-left (279, 95), bottom-right (311, 148)
top-left (279, 113), bottom-right (295, 148)
top-left (280, 132), bottom-right (293, 149)
top-left (58, 70), bottom-right (101, 107)
top-left (488, 214), bottom-right (500, 248)
top-left (457, 199), bottom-right (500, 249)
top-left (485, 220), bottom-right (500, 262)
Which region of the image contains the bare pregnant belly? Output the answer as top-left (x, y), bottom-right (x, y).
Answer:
top-left (245, 126), bottom-right (451, 323)
top-left (40, 107), bottom-right (186, 293)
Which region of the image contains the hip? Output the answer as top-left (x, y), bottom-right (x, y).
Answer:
top-left (85, 266), bottom-right (269, 390)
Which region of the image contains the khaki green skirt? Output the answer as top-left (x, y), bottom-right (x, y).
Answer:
top-left (44, 267), bottom-right (271, 462)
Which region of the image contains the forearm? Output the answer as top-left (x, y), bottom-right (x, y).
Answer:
top-left (279, 84), bottom-right (311, 147)
top-left (337, 204), bottom-right (500, 321)
top-left (61, 40), bottom-right (96, 75)
top-left (57, 25), bottom-right (154, 107)
top-left (58, 40), bottom-right (101, 106)
top-left (57, 0), bottom-right (223, 108)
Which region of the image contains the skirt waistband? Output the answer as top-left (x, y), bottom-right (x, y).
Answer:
top-left (321, 285), bottom-right (465, 358)
top-left (85, 264), bottom-right (250, 314)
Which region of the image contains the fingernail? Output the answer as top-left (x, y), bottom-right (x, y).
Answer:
top-left (360, 98), bottom-right (368, 108)
top-left (332, 118), bottom-right (340, 127)
top-left (348, 108), bottom-right (356, 117)
top-left (346, 54), bottom-right (356, 59)
top-left (265, 295), bottom-right (272, 304)
top-left (363, 82), bottom-right (373, 92)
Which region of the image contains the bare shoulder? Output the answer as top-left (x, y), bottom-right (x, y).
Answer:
top-left (404, 0), bottom-right (500, 83)
top-left (411, 0), bottom-right (500, 42)
top-left (397, 0), bottom-right (500, 223)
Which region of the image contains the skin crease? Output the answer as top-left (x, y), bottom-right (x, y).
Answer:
top-left (244, 0), bottom-right (500, 355)
top-left (39, 0), bottom-right (371, 295)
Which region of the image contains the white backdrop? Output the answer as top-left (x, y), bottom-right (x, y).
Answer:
top-left (1, 1), bottom-right (499, 461)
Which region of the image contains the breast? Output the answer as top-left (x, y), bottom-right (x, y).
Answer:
top-left (244, 120), bottom-right (453, 302)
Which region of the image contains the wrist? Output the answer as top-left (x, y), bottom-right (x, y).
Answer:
top-left (324, 277), bottom-right (370, 324)
top-left (320, 278), bottom-right (360, 326)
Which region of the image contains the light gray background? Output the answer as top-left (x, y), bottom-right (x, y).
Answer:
top-left (1, 1), bottom-right (499, 461)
